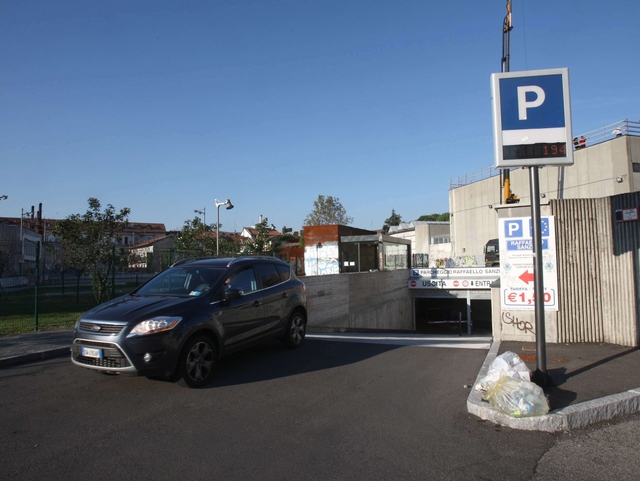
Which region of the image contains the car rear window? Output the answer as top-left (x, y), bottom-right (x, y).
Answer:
top-left (255, 263), bottom-right (282, 288)
top-left (275, 264), bottom-right (292, 281)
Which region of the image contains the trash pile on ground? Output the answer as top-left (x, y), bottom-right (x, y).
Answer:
top-left (475, 351), bottom-right (550, 418)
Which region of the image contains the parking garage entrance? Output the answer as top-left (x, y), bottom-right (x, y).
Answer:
top-left (413, 293), bottom-right (492, 335)
top-left (408, 267), bottom-right (498, 336)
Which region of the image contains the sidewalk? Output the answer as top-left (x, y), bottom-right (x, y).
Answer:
top-left (467, 340), bottom-right (640, 432)
top-left (0, 328), bottom-right (74, 367)
top-left (1, 329), bottom-right (639, 432)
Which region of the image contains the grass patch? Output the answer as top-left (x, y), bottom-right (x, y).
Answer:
top-left (0, 286), bottom-right (137, 336)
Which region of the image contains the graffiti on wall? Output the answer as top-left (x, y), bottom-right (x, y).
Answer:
top-left (304, 241), bottom-right (339, 275)
top-left (501, 311), bottom-right (535, 334)
top-left (433, 255), bottom-right (482, 268)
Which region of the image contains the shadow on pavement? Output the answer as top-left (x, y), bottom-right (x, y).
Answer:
top-left (205, 339), bottom-right (400, 389)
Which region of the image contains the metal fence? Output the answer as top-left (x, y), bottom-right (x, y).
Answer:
top-left (0, 241), bottom-right (289, 335)
top-left (578, 119), bottom-right (640, 148)
top-left (0, 241), bottom-right (154, 335)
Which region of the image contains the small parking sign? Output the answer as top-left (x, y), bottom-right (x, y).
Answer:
top-left (492, 68), bottom-right (573, 168)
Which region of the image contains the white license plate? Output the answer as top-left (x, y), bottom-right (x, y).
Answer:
top-left (81, 347), bottom-right (103, 359)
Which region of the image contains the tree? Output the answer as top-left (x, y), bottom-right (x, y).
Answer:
top-left (383, 209), bottom-right (403, 233)
top-left (174, 217), bottom-right (216, 254)
top-left (55, 198), bottom-right (131, 304)
top-left (418, 212), bottom-right (450, 222)
top-left (242, 217), bottom-right (272, 255)
top-left (304, 195), bottom-right (353, 226)
top-left (173, 217), bottom-right (239, 257)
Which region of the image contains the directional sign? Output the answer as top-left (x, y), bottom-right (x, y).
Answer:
top-left (409, 267), bottom-right (499, 290)
top-left (499, 216), bottom-right (558, 311)
top-left (491, 68), bottom-right (573, 168)
top-left (408, 278), bottom-right (495, 290)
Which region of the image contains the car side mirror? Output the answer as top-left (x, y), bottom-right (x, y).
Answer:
top-left (224, 288), bottom-right (243, 301)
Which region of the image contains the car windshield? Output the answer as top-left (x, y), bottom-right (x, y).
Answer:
top-left (135, 267), bottom-right (226, 298)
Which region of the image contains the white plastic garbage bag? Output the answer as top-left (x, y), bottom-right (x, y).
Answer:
top-left (484, 374), bottom-right (550, 418)
top-left (475, 351), bottom-right (531, 393)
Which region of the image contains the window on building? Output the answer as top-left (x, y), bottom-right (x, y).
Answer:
top-left (431, 235), bottom-right (450, 245)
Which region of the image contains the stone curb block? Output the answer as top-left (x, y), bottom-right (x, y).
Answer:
top-left (466, 341), bottom-right (640, 432)
top-left (0, 347), bottom-right (70, 368)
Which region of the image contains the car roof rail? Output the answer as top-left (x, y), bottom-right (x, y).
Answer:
top-left (228, 255), bottom-right (280, 266)
top-left (171, 256), bottom-right (219, 267)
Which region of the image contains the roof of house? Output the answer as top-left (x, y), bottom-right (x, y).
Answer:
top-left (130, 235), bottom-right (174, 249)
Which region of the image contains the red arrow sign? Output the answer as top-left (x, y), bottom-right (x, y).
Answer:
top-left (519, 270), bottom-right (535, 284)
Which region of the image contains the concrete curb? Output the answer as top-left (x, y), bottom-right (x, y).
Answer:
top-left (467, 341), bottom-right (640, 432)
top-left (0, 347), bottom-right (70, 368)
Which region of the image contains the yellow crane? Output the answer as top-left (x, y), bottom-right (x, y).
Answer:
top-left (501, 0), bottom-right (519, 204)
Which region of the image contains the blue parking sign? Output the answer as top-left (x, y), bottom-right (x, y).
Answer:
top-left (504, 220), bottom-right (523, 238)
top-left (492, 68), bottom-right (573, 168)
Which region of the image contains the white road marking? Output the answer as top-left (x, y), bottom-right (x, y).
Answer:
top-left (306, 333), bottom-right (492, 350)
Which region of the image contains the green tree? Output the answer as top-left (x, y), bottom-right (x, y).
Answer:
top-left (173, 217), bottom-right (239, 257)
top-left (55, 198), bottom-right (131, 304)
top-left (418, 212), bottom-right (450, 222)
top-left (243, 218), bottom-right (272, 255)
top-left (304, 195), bottom-right (353, 226)
top-left (382, 209), bottom-right (403, 233)
top-left (174, 217), bottom-right (216, 255)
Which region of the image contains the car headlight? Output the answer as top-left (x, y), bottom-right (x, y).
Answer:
top-left (127, 317), bottom-right (182, 338)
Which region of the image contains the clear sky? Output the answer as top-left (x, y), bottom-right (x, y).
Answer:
top-left (1, 1), bottom-right (639, 233)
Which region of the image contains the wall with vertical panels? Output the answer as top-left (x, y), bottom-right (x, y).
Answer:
top-left (551, 196), bottom-right (639, 346)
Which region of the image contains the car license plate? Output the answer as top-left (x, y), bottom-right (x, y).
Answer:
top-left (81, 347), bottom-right (103, 359)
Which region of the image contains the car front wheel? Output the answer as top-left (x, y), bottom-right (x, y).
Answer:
top-left (177, 335), bottom-right (217, 388)
top-left (281, 310), bottom-right (306, 349)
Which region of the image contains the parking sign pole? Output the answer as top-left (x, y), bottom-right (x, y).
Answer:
top-left (529, 166), bottom-right (549, 386)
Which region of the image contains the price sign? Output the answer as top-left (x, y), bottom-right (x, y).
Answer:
top-left (503, 288), bottom-right (556, 308)
top-left (499, 216), bottom-right (559, 311)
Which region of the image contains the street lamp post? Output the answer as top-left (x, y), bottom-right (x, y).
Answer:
top-left (316, 243), bottom-right (322, 275)
top-left (194, 208), bottom-right (206, 225)
top-left (215, 199), bottom-right (234, 256)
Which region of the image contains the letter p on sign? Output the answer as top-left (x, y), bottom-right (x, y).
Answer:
top-left (517, 85), bottom-right (545, 120)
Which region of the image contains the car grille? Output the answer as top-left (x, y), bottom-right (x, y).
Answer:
top-left (78, 321), bottom-right (126, 335)
top-left (72, 340), bottom-right (131, 368)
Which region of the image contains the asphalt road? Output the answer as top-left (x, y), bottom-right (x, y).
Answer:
top-left (0, 339), bottom-right (638, 480)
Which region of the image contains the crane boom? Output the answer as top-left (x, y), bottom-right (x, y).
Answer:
top-left (500, 0), bottom-right (519, 204)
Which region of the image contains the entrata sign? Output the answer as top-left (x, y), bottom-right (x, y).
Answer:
top-left (499, 216), bottom-right (559, 311)
top-left (491, 68), bottom-right (573, 168)
top-left (409, 267), bottom-right (500, 290)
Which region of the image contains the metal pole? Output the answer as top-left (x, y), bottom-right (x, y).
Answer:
top-left (34, 241), bottom-right (40, 331)
top-left (529, 166), bottom-right (549, 386)
top-left (111, 244), bottom-right (116, 299)
top-left (467, 290), bottom-right (472, 335)
top-left (216, 205), bottom-right (220, 256)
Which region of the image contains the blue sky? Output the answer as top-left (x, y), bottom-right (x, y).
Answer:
top-left (1, 1), bottom-right (639, 232)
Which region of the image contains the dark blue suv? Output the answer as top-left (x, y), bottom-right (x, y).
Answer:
top-left (71, 257), bottom-right (307, 387)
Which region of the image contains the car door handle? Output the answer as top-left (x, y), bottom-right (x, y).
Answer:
top-left (281, 293), bottom-right (288, 299)
top-left (253, 301), bottom-right (261, 307)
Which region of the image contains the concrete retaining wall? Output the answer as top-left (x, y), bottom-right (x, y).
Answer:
top-left (304, 269), bottom-right (412, 332)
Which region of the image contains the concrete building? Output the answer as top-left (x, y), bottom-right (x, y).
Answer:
top-left (388, 221), bottom-right (451, 267)
top-left (449, 123), bottom-right (640, 259)
top-left (303, 225), bottom-right (411, 275)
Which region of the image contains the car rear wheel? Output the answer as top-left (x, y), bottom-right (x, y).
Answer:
top-left (177, 335), bottom-right (217, 388)
top-left (281, 310), bottom-right (306, 349)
